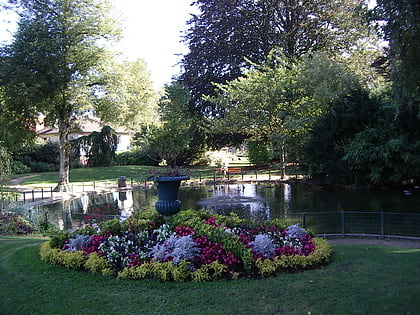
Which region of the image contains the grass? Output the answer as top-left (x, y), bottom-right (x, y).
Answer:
top-left (10, 165), bottom-right (217, 188)
top-left (1, 236), bottom-right (419, 314)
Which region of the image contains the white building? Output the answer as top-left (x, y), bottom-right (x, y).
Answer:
top-left (37, 115), bottom-right (132, 156)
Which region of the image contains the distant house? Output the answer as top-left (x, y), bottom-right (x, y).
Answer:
top-left (37, 115), bottom-right (132, 153)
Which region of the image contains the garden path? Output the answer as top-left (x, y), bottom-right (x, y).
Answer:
top-left (327, 237), bottom-right (420, 248)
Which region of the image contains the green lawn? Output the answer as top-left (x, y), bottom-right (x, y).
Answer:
top-left (11, 165), bottom-right (216, 187)
top-left (1, 236), bottom-right (419, 314)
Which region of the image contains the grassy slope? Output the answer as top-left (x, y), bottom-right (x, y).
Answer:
top-left (14, 165), bottom-right (215, 187)
top-left (1, 236), bottom-right (419, 314)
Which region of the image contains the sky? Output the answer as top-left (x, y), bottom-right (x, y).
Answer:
top-left (0, 0), bottom-right (196, 90)
top-left (111, 0), bottom-right (196, 89)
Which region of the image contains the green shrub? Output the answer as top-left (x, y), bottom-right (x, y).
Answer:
top-left (0, 212), bottom-right (36, 234)
top-left (10, 160), bottom-right (31, 174)
top-left (39, 241), bottom-right (62, 265)
top-left (49, 230), bottom-right (73, 249)
top-left (84, 252), bottom-right (112, 274)
top-left (99, 219), bottom-right (125, 235)
top-left (255, 238), bottom-right (332, 276)
top-left (58, 250), bottom-right (87, 270)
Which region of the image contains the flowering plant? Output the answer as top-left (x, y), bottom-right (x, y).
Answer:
top-left (41, 210), bottom-right (331, 281)
top-left (147, 166), bottom-right (191, 181)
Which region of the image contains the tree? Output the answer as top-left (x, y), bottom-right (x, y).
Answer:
top-left (72, 125), bottom-right (117, 167)
top-left (210, 53), bottom-right (361, 177)
top-left (147, 81), bottom-right (196, 166)
top-left (303, 89), bottom-right (387, 185)
top-left (374, 0), bottom-right (420, 135)
top-left (0, 0), bottom-right (121, 191)
top-left (181, 0), bottom-right (372, 118)
top-left (94, 58), bottom-right (159, 132)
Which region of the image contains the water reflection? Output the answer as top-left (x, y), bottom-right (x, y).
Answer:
top-left (12, 183), bottom-right (420, 230)
top-left (197, 184), bottom-right (271, 221)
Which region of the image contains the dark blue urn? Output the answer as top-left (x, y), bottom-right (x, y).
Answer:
top-left (155, 176), bottom-right (189, 216)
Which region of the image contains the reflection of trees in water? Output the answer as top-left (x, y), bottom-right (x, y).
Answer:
top-left (203, 202), bottom-right (270, 222)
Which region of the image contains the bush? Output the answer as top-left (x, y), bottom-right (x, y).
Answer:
top-left (11, 160), bottom-right (31, 174)
top-left (115, 150), bottom-right (156, 166)
top-left (0, 212), bottom-right (36, 234)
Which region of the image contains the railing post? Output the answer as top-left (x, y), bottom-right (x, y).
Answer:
top-left (380, 212), bottom-right (384, 238)
top-left (341, 211), bottom-right (345, 237)
top-left (302, 212), bottom-right (307, 229)
top-left (32, 190), bottom-right (35, 202)
top-left (41, 188), bottom-right (44, 200)
top-left (50, 187), bottom-right (53, 198)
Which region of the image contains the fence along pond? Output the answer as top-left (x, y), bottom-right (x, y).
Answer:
top-left (8, 182), bottom-right (420, 238)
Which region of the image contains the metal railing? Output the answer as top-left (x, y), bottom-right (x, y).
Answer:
top-left (7, 178), bottom-right (137, 204)
top-left (274, 211), bottom-right (420, 239)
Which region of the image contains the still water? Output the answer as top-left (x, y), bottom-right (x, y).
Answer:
top-left (23, 183), bottom-right (420, 230)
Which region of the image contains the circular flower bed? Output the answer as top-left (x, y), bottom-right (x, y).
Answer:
top-left (40, 210), bottom-right (331, 282)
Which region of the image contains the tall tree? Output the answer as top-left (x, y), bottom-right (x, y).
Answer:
top-left (147, 81), bottom-right (196, 166)
top-left (374, 0), bottom-right (420, 135)
top-left (0, 0), bottom-right (120, 191)
top-left (210, 53), bottom-right (361, 177)
top-left (95, 58), bottom-right (159, 132)
top-left (181, 0), bottom-right (371, 118)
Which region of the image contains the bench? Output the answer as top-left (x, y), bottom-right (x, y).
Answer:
top-left (214, 167), bottom-right (243, 180)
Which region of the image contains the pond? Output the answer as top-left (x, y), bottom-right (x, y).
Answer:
top-left (18, 182), bottom-right (420, 231)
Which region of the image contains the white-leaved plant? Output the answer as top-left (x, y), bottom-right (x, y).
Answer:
top-left (151, 235), bottom-right (200, 265)
top-left (249, 234), bottom-right (276, 259)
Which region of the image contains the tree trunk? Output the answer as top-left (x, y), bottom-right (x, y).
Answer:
top-left (279, 144), bottom-right (286, 180)
top-left (55, 117), bottom-right (72, 192)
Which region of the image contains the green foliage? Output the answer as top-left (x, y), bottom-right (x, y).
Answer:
top-left (0, 212), bottom-right (36, 234)
top-left (10, 160), bottom-right (31, 174)
top-left (303, 89), bottom-right (386, 184)
top-left (181, 0), bottom-right (371, 119)
top-left (72, 126), bottom-right (118, 167)
top-left (98, 219), bottom-right (125, 236)
top-left (39, 241), bottom-right (62, 265)
top-left (94, 58), bottom-right (158, 132)
top-left (145, 81), bottom-right (198, 166)
top-left (247, 141), bottom-right (272, 164)
top-left (84, 252), bottom-right (112, 274)
top-left (255, 238), bottom-right (331, 276)
top-left (0, 0), bottom-right (121, 187)
top-left (115, 150), bottom-right (155, 166)
top-left (48, 230), bottom-right (73, 249)
top-left (58, 250), bottom-right (87, 270)
top-left (343, 127), bottom-right (420, 184)
top-left (0, 145), bottom-right (12, 178)
top-left (374, 0), bottom-right (420, 135)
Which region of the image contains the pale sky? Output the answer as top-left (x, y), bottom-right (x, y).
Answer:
top-left (0, 0), bottom-right (196, 90)
top-left (111, 0), bottom-right (196, 89)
